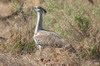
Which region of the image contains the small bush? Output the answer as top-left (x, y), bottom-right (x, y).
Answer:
top-left (8, 40), bottom-right (36, 55)
top-left (88, 44), bottom-right (100, 59)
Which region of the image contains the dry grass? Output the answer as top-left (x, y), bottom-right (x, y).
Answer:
top-left (0, 0), bottom-right (100, 66)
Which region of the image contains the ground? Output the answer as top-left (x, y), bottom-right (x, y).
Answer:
top-left (0, 0), bottom-right (100, 66)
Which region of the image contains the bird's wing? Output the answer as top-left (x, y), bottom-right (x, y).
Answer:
top-left (34, 30), bottom-right (68, 47)
top-left (34, 30), bottom-right (76, 52)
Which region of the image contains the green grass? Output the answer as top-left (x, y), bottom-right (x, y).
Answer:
top-left (88, 44), bottom-right (100, 59)
top-left (8, 40), bottom-right (36, 55)
top-left (0, 0), bottom-right (100, 66)
top-left (0, 0), bottom-right (99, 65)
top-left (11, 0), bottom-right (20, 10)
top-left (93, 5), bottom-right (100, 16)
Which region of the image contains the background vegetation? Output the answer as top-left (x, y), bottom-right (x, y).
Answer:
top-left (0, 0), bottom-right (100, 66)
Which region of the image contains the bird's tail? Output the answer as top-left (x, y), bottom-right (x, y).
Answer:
top-left (64, 44), bottom-right (76, 53)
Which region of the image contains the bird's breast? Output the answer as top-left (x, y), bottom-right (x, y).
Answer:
top-left (34, 39), bottom-right (41, 45)
top-left (34, 32), bottom-right (40, 37)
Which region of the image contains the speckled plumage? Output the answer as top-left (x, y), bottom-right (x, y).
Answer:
top-left (34, 30), bottom-right (66, 47)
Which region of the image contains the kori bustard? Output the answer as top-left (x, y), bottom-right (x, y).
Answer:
top-left (32, 6), bottom-right (76, 53)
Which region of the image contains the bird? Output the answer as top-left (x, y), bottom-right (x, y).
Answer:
top-left (32, 6), bottom-right (76, 55)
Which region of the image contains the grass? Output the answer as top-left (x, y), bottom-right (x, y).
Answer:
top-left (89, 44), bottom-right (100, 59)
top-left (0, 0), bottom-right (100, 66)
top-left (8, 40), bottom-right (36, 55)
top-left (93, 5), bottom-right (100, 16)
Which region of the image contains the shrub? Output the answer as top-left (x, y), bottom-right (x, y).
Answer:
top-left (8, 40), bottom-right (36, 55)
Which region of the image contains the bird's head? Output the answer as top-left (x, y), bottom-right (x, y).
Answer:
top-left (32, 6), bottom-right (47, 14)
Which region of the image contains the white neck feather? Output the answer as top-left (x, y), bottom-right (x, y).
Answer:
top-left (34, 12), bottom-right (43, 34)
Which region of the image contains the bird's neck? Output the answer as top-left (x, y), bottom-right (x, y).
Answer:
top-left (35, 12), bottom-right (43, 34)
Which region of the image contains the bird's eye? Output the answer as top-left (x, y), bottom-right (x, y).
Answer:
top-left (34, 7), bottom-right (37, 9)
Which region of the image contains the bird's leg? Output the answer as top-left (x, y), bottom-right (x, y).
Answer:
top-left (38, 45), bottom-right (44, 57)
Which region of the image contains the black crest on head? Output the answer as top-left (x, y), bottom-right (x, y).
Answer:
top-left (40, 7), bottom-right (47, 13)
top-left (33, 6), bottom-right (47, 13)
